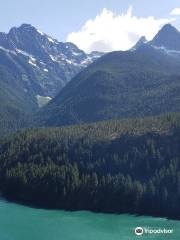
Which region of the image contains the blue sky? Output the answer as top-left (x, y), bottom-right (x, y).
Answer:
top-left (1, 0), bottom-right (180, 52)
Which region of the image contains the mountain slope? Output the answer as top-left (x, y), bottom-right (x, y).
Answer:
top-left (132, 36), bottom-right (147, 49)
top-left (0, 48), bottom-right (38, 136)
top-left (150, 24), bottom-right (180, 51)
top-left (35, 42), bottom-right (180, 127)
top-left (0, 24), bottom-right (103, 99)
top-left (0, 24), bottom-right (103, 136)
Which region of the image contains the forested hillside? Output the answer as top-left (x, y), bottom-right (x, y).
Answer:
top-left (35, 44), bottom-right (180, 127)
top-left (1, 113), bottom-right (180, 218)
top-left (0, 50), bottom-right (37, 137)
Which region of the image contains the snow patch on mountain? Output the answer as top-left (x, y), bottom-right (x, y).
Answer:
top-left (72, 52), bottom-right (81, 56)
top-left (36, 95), bottom-right (52, 107)
top-left (28, 59), bottom-right (37, 67)
top-left (0, 46), bottom-right (17, 55)
top-left (152, 45), bottom-right (180, 56)
top-left (37, 29), bottom-right (44, 36)
top-left (16, 49), bottom-right (37, 62)
top-left (49, 54), bottom-right (58, 62)
top-left (47, 37), bottom-right (58, 44)
top-left (0, 23), bottom-right (104, 100)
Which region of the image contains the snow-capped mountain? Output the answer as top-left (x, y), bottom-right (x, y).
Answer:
top-left (0, 24), bottom-right (103, 102)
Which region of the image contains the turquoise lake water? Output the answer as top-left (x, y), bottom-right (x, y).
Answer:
top-left (0, 199), bottom-right (179, 240)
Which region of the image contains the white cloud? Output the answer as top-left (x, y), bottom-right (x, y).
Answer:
top-left (67, 6), bottom-right (174, 53)
top-left (170, 8), bottom-right (180, 15)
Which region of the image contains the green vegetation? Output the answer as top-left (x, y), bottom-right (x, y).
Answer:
top-left (35, 45), bottom-right (180, 127)
top-left (1, 113), bottom-right (180, 218)
top-left (0, 51), bottom-right (38, 136)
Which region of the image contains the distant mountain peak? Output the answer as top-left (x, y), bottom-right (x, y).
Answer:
top-left (160, 23), bottom-right (178, 33)
top-left (150, 24), bottom-right (180, 51)
top-left (19, 23), bottom-right (35, 29)
top-left (132, 36), bottom-right (147, 50)
top-left (139, 36), bottom-right (147, 42)
top-left (9, 23), bottom-right (37, 34)
top-left (0, 23), bottom-right (103, 104)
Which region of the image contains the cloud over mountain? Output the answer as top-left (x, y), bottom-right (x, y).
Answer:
top-left (67, 6), bottom-right (174, 53)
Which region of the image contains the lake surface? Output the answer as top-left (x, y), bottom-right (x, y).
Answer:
top-left (0, 199), bottom-right (179, 240)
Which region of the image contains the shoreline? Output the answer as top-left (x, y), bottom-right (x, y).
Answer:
top-left (1, 196), bottom-right (180, 221)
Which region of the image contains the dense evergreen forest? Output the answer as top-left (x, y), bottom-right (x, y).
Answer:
top-left (35, 44), bottom-right (180, 127)
top-left (0, 113), bottom-right (180, 218)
